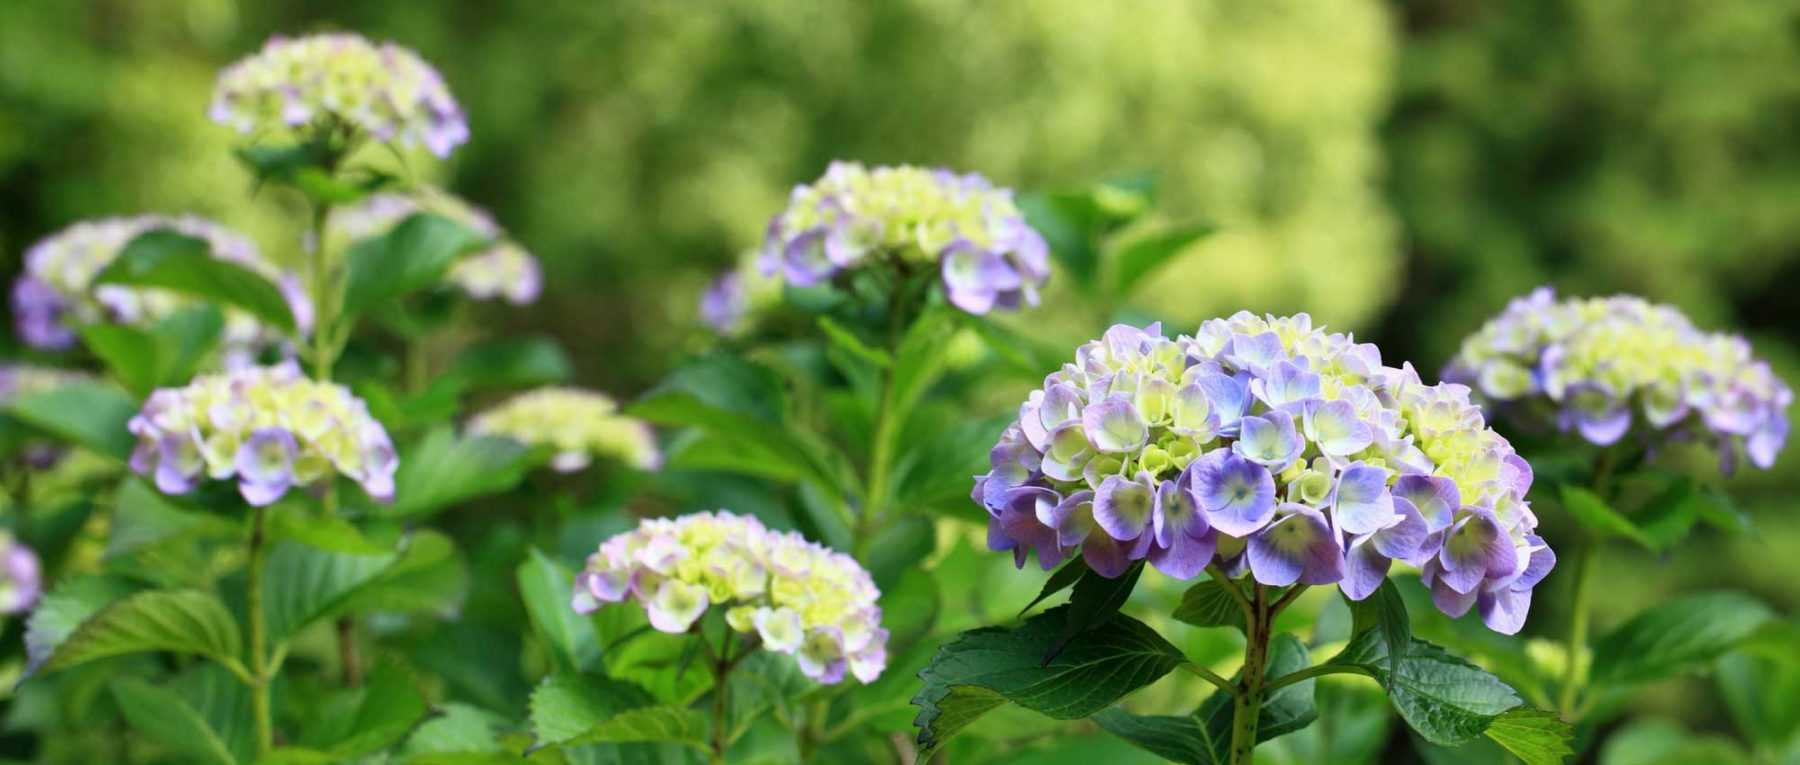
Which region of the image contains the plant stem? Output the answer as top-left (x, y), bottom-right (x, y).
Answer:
top-left (708, 630), bottom-right (738, 765)
top-left (1262, 663), bottom-right (1378, 694)
top-left (308, 200), bottom-right (337, 382)
top-left (1558, 447), bottom-right (1617, 720)
top-left (1181, 662), bottom-right (1238, 696)
top-left (247, 504), bottom-right (273, 758)
top-left (1229, 585), bottom-right (1271, 765)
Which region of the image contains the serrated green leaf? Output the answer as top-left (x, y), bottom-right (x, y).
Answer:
top-left (1096, 633), bottom-right (1317, 764)
top-left (383, 426), bottom-right (533, 518)
top-left (530, 673), bottom-right (657, 745)
top-left (41, 589), bottom-right (242, 676)
top-left (299, 658), bottom-right (429, 758)
top-left (94, 229), bottom-right (296, 333)
top-left (112, 677), bottom-right (240, 765)
top-left (1109, 222), bottom-right (1212, 299)
top-left (1590, 591), bottom-right (1773, 687)
top-left (911, 605), bottom-right (1186, 757)
top-left (1559, 484), bottom-right (1654, 549)
top-left (400, 703), bottom-right (506, 756)
top-left (4, 380), bottom-right (140, 461)
top-left (1482, 708), bottom-right (1573, 765)
top-left (1328, 632), bottom-right (1522, 746)
top-left (1020, 557), bottom-right (1089, 617)
top-left (567, 706), bottom-right (709, 750)
top-left (22, 574), bottom-right (142, 676)
top-left (261, 539), bottom-right (397, 641)
top-left (518, 549), bottom-right (601, 673)
top-left (1050, 561), bottom-right (1144, 661)
top-left (1347, 579), bottom-right (1411, 681)
top-left (1171, 579), bottom-right (1247, 633)
top-left (341, 213), bottom-right (486, 317)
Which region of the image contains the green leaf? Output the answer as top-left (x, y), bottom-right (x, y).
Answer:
top-left (1050, 561), bottom-right (1144, 661)
top-left (341, 213), bottom-right (486, 317)
top-left (383, 426), bottom-right (533, 518)
top-left (1347, 580), bottom-right (1411, 681)
top-left (888, 306), bottom-right (958, 423)
top-left (4, 380), bottom-right (140, 461)
top-left (40, 589), bottom-right (243, 675)
top-left (23, 574), bottom-right (142, 676)
top-left (112, 677), bottom-right (240, 765)
top-left (529, 673), bottom-right (657, 745)
top-left (518, 549), bottom-right (601, 673)
top-left (399, 703), bottom-right (505, 756)
top-left (862, 514), bottom-right (935, 589)
top-left (1020, 557), bottom-right (1089, 617)
top-left (445, 336), bottom-right (574, 391)
top-left (1096, 633), bottom-right (1317, 764)
top-left (1108, 222), bottom-right (1213, 299)
top-left (332, 530), bottom-right (466, 616)
top-left (817, 316), bottom-right (893, 368)
top-left (299, 658), bottom-right (429, 757)
top-left (93, 229), bottom-right (296, 333)
top-left (1481, 708), bottom-right (1574, 765)
top-left (568, 706), bottom-right (710, 749)
top-left (1590, 591), bottom-right (1773, 687)
top-left (1559, 484), bottom-right (1654, 549)
top-left (911, 605), bottom-right (1186, 758)
top-left (1633, 474), bottom-right (1701, 551)
top-left (1019, 191), bottom-right (1108, 290)
top-left (1716, 633), bottom-right (1800, 754)
top-left (108, 477), bottom-right (241, 557)
top-left (1328, 632), bottom-right (1522, 746)
top-left (261, 539), bottom-right (397, 641)
top-left (1172, 579), bottom-right (1247, 633)
top-left (78, 324), bottom-right (162, 396)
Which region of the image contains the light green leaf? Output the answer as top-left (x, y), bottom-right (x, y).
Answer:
top-left (817, 316), bottom-right (892, 368)
top-left (78, 324), bottom-right (162, 396)
top-left (399, 703), bottom-right (505, 756)
top-left (341, 213), bottom-right (486, 317)
top-left (23, 574), bottom-right (142, 676)
top-left (1559, 484), bottom-right (1654, 549)
top-left (529, 673), bottom-right (657, 745)
top-left (112, 677), bottom-right (240, 765)
top-left (107, 477), bottom-right (241, 558)
top-left (911, 605), bottom-right (1187, 758)
top-left (1482, 708), bottom-right (1573, 765)
top-left (383, 426), bottom-right (533, 518)
top-left (41, 589), bottom-right (242, 676)
top-left (1590, 591), bottom-right (1773, 687)
top-left (94, 229), bottom-right (296, 333)
top-left (4, 380), bottom-right (140, 461)
top-left (261, 539), bottom-right (397, 641)
top-left (518, 549), bottom-right (601, 673)
top-left (299, 658), bottom-right (429, 758)
top-left (1716, 622), bottom-right (1800, 751)
top-left (568, 706), bottom-right (709, 750)
top-left (1171, 579), bottom-right (1247, 633)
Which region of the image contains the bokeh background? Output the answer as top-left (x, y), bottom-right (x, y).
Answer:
top-left (3, 0), bottom-right (1797, 757)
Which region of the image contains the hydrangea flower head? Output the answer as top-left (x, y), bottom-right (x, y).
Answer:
top-left (210, 33), bottom-right (468, 158)
top-left (468, 387), bottom-right (660, 472)
top-left (573, 511), bottom-right (886, 684)
top-left (700, 272), bottom-right (746, 334)
top-left (1446, 288), bottom-right (1791, 472)
top-left (0, 533), bottom-right (40, 615)
top-left (975, 315), bottom-right (1553, 634)
top-left (329, 190), bottom-right (541, 304)
top-left (128, 362), bottom-right (397, 506)
top-left (759, 162), bottom-right (1049, 315)
top-left (11, 215), bottom-right (307, 358)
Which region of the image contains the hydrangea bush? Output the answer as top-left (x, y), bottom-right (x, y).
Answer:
top-left (330, 190), bottom-right (542, 305)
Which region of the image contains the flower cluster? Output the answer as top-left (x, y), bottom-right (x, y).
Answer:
top-left (573, 511), bottom-right (887, 684)
top-left (1446, 288), bottom-right (1791, 472)
top-left (11, 215), bottom-right (307, 359)
top-left (0, 532), bottom-right (40, 615)
top-left (210, 33), bottom-right (468, 158)
top-left (128, 362), bottom-right (397, 506)
top-left (699, 272), bottom-right (746, 334)
top-left (975, 315), bottom-right (1554, 633)
top-left (759, 162), bottom-right (1049, 315)
top-left (468, 387), bottom-right (660, 472)
top-left (329, 191), bottom-right (541, 305)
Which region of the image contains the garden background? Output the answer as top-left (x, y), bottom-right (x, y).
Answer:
top-left (2, 0), bottom-right (1797, 761)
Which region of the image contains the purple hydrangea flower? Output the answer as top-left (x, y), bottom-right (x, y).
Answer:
top-left (972, 314), bottom-right (1553, 634)
top-left (700, 272), bottom-right (747, 333)
top-left (0, 534), bottom-right (41, 614)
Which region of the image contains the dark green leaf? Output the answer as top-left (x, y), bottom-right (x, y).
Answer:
top-left (446, 336), bottom-right (574, 390)
top-left (862, 514), bottom-right (934, 589)
top-left (94, 230), bottom-right (296, 333)
top-left (78, 324), bottom-right (162, 396)
top-left (1096, 633), bottom-right (1317, 764)
top-left (1590, 591), bottom-right (1773, 687)
top-left (4, 380), bottom-right (140, 461)
top-left (299, 658), bottom-right (429, 757)
top-left (1109, 223), bottom-right (1213, 298)
top-left (1633, 475), bottom-right (1701, 551)
top-left (1172, 579), bottom-right (1247, 633)
top-left (341, 213), bottom-right (486, 317)
top-left (817, 316), bottom-right (892, 368)
top-left (112, 678), bottom-right (240, 765)
top-left (1347, 580), bottom-right (1411, 681)
top-left (1559, 484), bottom-right (1653, 549)
top-left (383, 426), bottom-right (533, 518)
top-left (1482, 708), bottom-right (1573, 765)
top-left (518, 549), bottom-right (601, 673)
top-left (1716, 629), bottom-right (1800, 752)
top-left (150, 305), bottom-right (226, 385)
top-left (1049, 561), bottom-right (1144, 662)
top-left (911, 605), bottom-right (1186, 758)
top-left (1020, 557), bottom-right (1089, 617)
top-left (1328, 632), bottom-right (1522, 746)
top-left (41, 589), bottom-right (242, 675)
